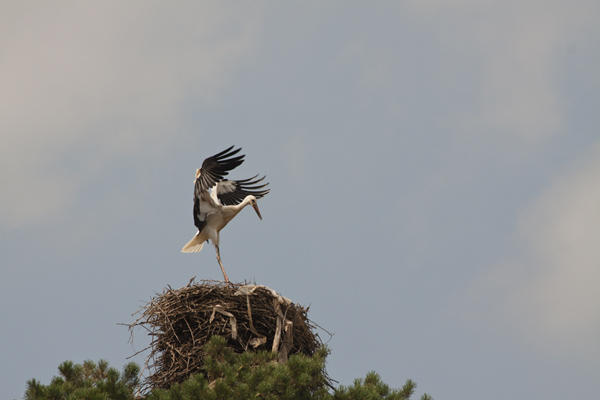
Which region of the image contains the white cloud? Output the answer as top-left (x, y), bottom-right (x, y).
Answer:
top-left (404, 0), bottom-right (598, 144)
top-left (472, 144), bottom-right (600, 357)
top-left (0, 2), bottom-right (263, 228)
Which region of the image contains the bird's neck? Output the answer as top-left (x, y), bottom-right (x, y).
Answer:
top-left (237, 196), bottom-right (254, 210)
top-left (223, 196), bottom-right (253, 215)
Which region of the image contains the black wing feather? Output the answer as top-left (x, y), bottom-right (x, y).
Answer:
top-left (191, 147), bottom-right (269, 231)
top-left (197, 146), bottom-right (245, 192)
top-left (192, 146), bottom-right (245, 231)
top-left (216, 175), bottom-right (270, 205)
top-left (192, 196), bottom-right (206, 232)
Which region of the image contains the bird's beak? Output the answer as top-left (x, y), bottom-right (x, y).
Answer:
top-left (251, 201), bottom-right (263, 220)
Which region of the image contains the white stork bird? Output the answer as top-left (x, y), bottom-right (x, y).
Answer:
top-left (181, 146), bottom-right (270, 282)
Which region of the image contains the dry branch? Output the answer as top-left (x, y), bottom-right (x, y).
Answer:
top-left (128, 280), bottom-right (321, 391)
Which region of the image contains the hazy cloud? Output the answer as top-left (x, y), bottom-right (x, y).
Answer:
top-left (0, 2), bottom-right (263, 228)
top-left (405, 0), bottom-right (598, 143)
top-left (473, 143), bottom-right (600, 357)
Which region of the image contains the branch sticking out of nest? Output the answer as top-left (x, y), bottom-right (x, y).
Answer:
top-left (128, 280), bottom-right (322, 391)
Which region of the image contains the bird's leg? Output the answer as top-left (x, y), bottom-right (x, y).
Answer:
top-left (215, 244), bottom-right (230, 283)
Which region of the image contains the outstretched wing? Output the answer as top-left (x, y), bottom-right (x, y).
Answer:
top-left (216, 175), bottom-right (270, 205)
top-left (192, 146), bottom-right (245, 231)
top-left (195, 146), bottom-right (245, 194)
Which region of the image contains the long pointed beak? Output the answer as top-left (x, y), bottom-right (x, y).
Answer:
top-left (251, 201), bottom-right (263, 220)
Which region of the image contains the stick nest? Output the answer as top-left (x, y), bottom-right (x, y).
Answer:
top-left (128, 280), bottom-right (322, 391)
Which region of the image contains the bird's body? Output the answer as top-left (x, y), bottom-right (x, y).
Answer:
top-left (181, 146), bottom-right (269, 282)
top-left (182, 195), bottom-right (258, 252)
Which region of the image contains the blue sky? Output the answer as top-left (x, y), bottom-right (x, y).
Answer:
top-left (1, 1), bottom-right (599, 399)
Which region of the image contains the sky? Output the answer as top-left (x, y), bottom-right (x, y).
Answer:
top-left (1, 1), bottom-right (599, 399)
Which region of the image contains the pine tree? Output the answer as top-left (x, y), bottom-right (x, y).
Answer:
top-left (25, 359), bottom-right (139, 400)
top-left (25, 336), bottom-right (432, 400)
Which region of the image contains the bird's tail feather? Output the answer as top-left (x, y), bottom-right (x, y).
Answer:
top-left (181, 233), bottom-right (206, 253)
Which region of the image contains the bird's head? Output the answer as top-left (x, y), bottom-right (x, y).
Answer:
top-left (247, 195), bottom-right (262, 220)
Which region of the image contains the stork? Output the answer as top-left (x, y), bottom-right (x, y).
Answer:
top-left (181, 146), bottom-right (270, 282)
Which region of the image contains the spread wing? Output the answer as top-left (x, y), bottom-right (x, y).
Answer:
top-left (195, 146), bottom-right (245, 194)
top-left (216, 175), bottom-right (270, 205)
top-left (193, 146), bottom-right (245, 231)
